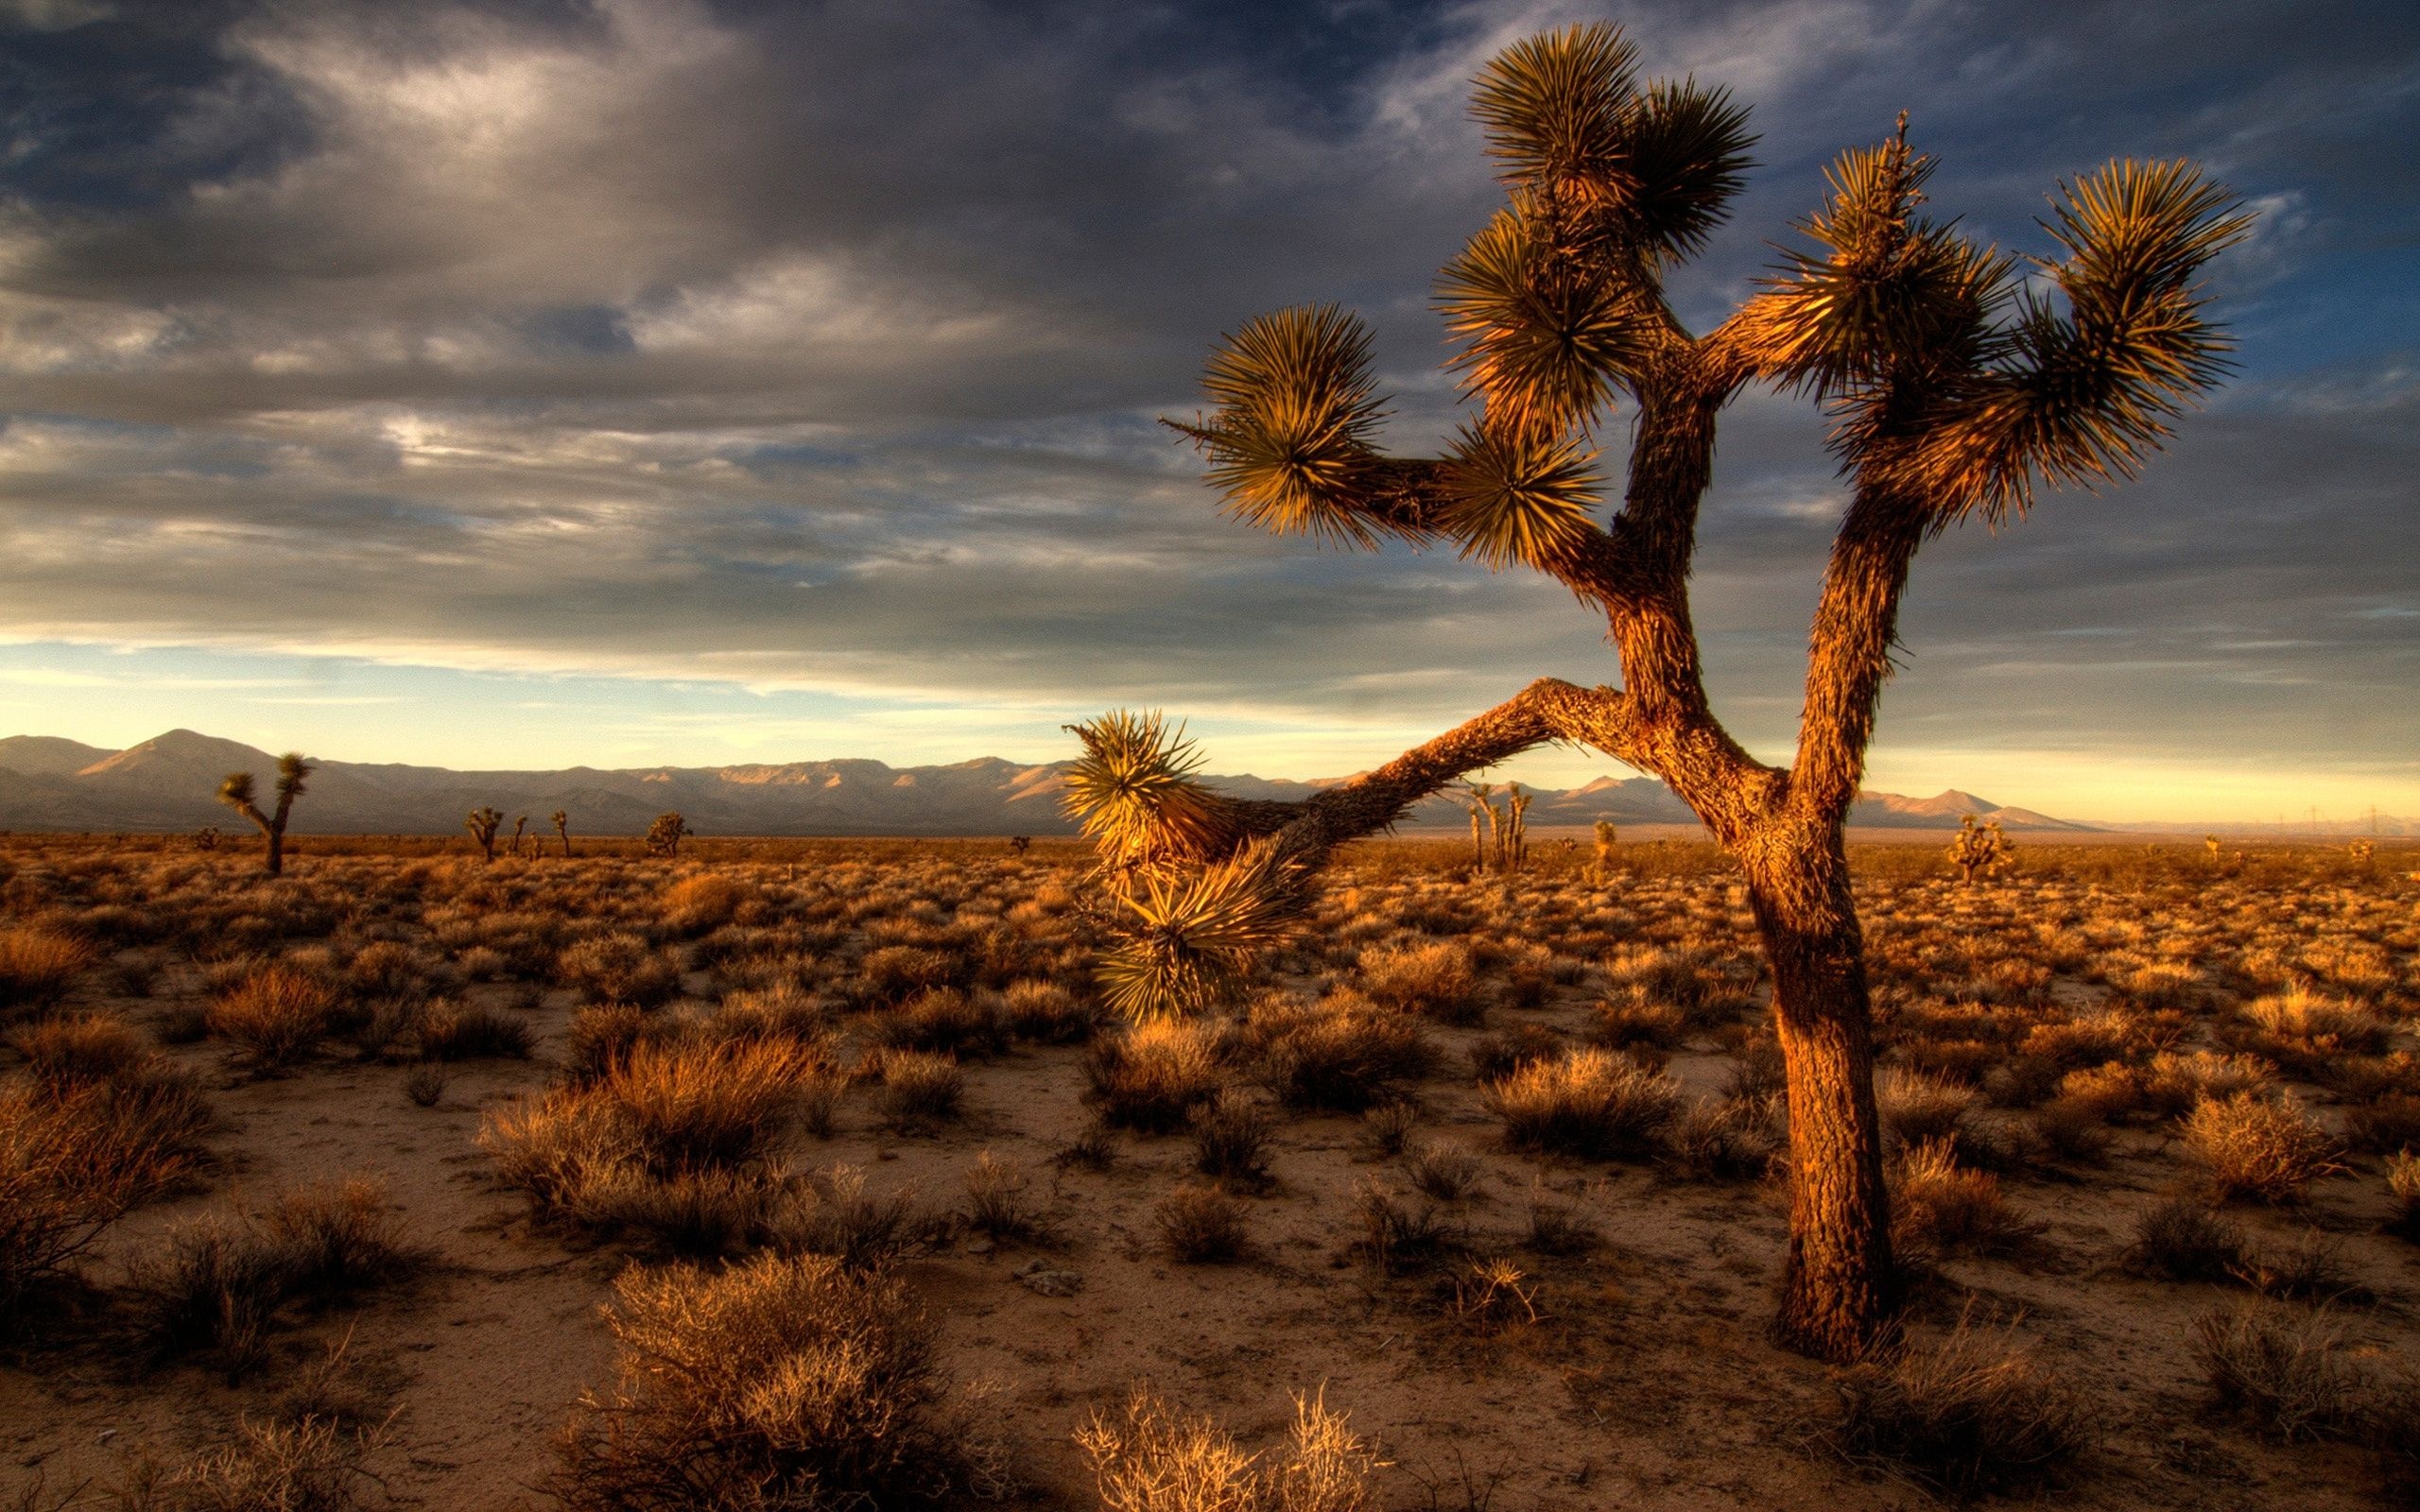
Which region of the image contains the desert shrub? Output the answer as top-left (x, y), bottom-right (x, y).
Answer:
top-left (2389, 1152), bottom-right (2420, 1240)
top-left (1357, 940), bottom-right (1485, 1025)
top-left (10, 1011), bottom-right (147, 1091)
top-left (2027, 1097), bottom-right (2112, 1164)
top-left (960, 1151), bottom-right (1040, 1243)
top-left (1359, 1100), bottom-right (1419, 1158)
top-left (1088, 1018), bottom-right (1224, 1132)
top-left (1523, 1195), bottom-right (1599, 1257)
top-left (869, 988), bottom-right (1006, 1059)
top-left (564, 1003), bottom-right (656, 1082)
top-left (1405, 1141), bottom-right (1484, 1203)
top-left (873, 1049), bottom-right (965, 1133)
top-left (1818, 1314), bottom-right (2092, 1500)
top-left (344, 939), bottom-right (439, 1001)
top-left (1467, 1022), bottom-right (1562, 1082)
top-left (706, 985), bottom-right (832, 1049)
top-left (2121, 1194), bottom-right (2247, 1281)
top-left (1080, 1389), bottom-right (1377, 1512)
top-left (853, 944), bottom-right (963, 1006)
top-left (1190, 1089), bottom-right (1271, 1187)
top-left (1157, 1182), bottom-right (1248, 1263)
top-left (1889, 1141), bottom-right (2041, 1258)
top-left (1876, 1067), bottom-right (1978, 1153)
top-left (414, 999), bottom-right (534, 1061)
top-left (2180, 1091), bottom-right (2345, 1204)
top-left (1601, 941), bottom-right (1731, 1016)
top-left (1443, 1256), bottom-right (1544, 1335)
top-left (2228, 1229), bottom-right (2367, 1305)
top-left (484, 1039), bottom-right (826, 1246)
top-left (1666, 1094), bottom-right (1783, 1182)
top-left (661, 873), bottom-right (744, 936)
top-left (778, 1164), bottom-right (923, 1272)
top-left (2236, 986), bottom-right (2391, 1071)
top-left (2137, 1050), bottom-right (2272, 1120)
top-left (1485, 1048), bottom-right (1677, 1161)
top-left (1590, 993), bottom-right (1690, 1051)
top-left (124, 1414), bottom-right (386, 1512)
top-left (0, 926), bottom-right (95, 1020)
top-left (404, 1063), bottom-right (446, 1107)
top-left (558, 932), bottom-right (683, 1009)
top-left (2192, 1301), bottom-right (2365, 1442)
top-left (1, 1069), bottom-right (212, 1331)
top-left (551, 1251), bottom-right (987, 1511)
top-left (208, 962), bottom-right (340, 1068)
top-left (1253, 993), bottom-right (1433, 1113)
top-left (1354, 1182), bottom-right (1459, 1277)
top-left (1000, 978), bottom-right (1096, 1043)
top-left (2342, 1093), bottom-right (2420, 1158)
top-left (132, 1179), bottom-right (417, 1370)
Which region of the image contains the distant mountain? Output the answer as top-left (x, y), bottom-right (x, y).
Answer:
top-left (0, 728), bottom-right (2098, 836)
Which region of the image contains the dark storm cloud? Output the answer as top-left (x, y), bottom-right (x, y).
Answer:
top-left (0, 0), bottom-right (2413, 781)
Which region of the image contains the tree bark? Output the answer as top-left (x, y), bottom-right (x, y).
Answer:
top-left (264, 825), bottom-right (285, 877)
top-left (1747, 828), bottom-right (1894, 1361)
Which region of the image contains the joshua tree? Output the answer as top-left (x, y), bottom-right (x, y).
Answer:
top-left (466, 806), bottom-right (504, 861)
top-left (194, 826), bottom-right (220, 852)
top-left (1061, 24), bottom-right (2244, 1360)
top-left (1009, 834), bottom-right (1033, 857)
top-left (509, 814), bottom-right (530, 857)
top-left (216, 753), bottom-right (314, 876)
top-left (1946, 815), bottom-right (2013, 885)
top-left (2204, 833), bottom-right (2222, 866)
top-left (646, 812), bottom-right (691, 859)
top-left (1503, 782), bottom-right (1533, 870)
top-left (1592, 817), bottom-right (1618, 878)
top-left (553, 809), bottom-right (572, 857)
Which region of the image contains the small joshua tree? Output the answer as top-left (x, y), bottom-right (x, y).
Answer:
top-left (216, 753), bottom-right (313, 876)
top-left (1946, 815), bottom-right (2013, 885)
top-left (1063, 23), bottom-right (2244, 1361)
top-left (1504, 782), bottom-right (1533, 870)
top-left (1009, 834), bottom-right (1033, 857)
top-left (194, 826), bottom-right (220, 852)
top-left (1593, 817), bottom-right (1618, 874)
top-left (466, 805), bottom-right (504, 861)
top-left (552, 809), bottom-right (572, 858)
top-left (646, 812), bottom-right (691, 859)
top-left (2349, 837), bottom-right (2377, 868)
top-left (2204, 833), bottom-right (2222, 866)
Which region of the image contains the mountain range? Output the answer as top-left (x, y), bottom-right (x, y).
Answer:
top-left (0, 728), bottom-right (2122, 838)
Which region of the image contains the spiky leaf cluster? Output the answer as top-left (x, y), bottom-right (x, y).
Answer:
top-left (1097, 838), bottom-right (1304, 1020)
top-left (273, 752), bottom-right (314, 801)
top-left (216, 772), bottom-right (256, 811)
top-left (1752, 136), bottom-right (2249, 523)
top-left (1187, 306), bottom-right (1399, 547)
top-left (1062, 711), bottom-right (1230, 870)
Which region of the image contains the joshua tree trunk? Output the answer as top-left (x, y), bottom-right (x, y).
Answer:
top-left (1746, 834), bottom-right (1893, 1359)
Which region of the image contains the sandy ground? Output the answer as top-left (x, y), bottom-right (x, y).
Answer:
top-left (3, 847), bottom-right (2414, 1510)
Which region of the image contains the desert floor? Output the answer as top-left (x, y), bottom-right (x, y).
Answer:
top-left (2, 833), bottom-right (2414, 1509)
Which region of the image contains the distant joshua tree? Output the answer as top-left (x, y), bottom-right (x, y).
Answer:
top-left (466, 806), bottom-right (504, 862)
top-left (510, 814), bottom-right (529, 857)
top-left (1593, 818), bottom-right (1617, 878)
top-left (1060, 25), bottom-right (2245, 1360)
top-left (1946, 815), bottom-right (2013, 885)
top-left (194, 826), bottom-right (221, 852)
top-left (1009, 835), bottom-right (1033, 857)
top-left (2204, 833), bottom-right (2223, 865)
top-left (216, 753), bottom-right (314, 876)
top-left (553, 809), bottom-right (572, 858)
top-left (646, 812), bottom-right (691, 859)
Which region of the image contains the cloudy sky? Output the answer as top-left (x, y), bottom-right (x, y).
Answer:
top-left (1, 0), bottom-right (2412, 823)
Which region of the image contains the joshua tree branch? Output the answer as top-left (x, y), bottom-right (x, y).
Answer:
top-left (1787, 485), bottom-right (1929, 823)
top-left (1218, 677), bottom-right (1655, 856)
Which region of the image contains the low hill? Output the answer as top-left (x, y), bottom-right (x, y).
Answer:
top-left (0, 728), bottom-right (2100, 836)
